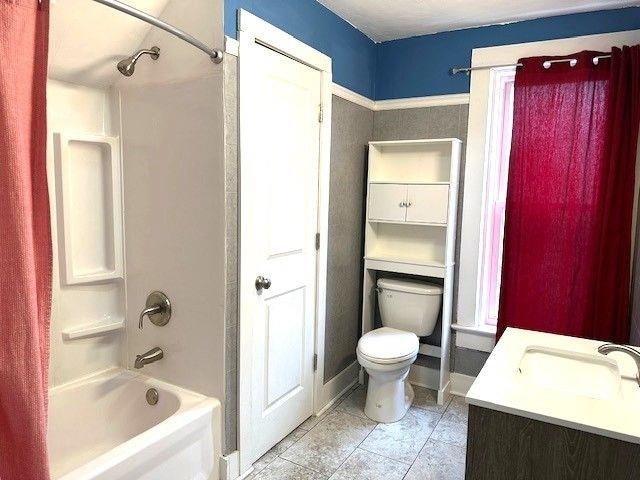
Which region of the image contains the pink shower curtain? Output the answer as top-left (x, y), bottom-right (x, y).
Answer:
top-left (0, 1), bottom-right (52, 478)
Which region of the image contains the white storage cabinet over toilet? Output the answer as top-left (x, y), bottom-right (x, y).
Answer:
top-left (359, 139), bottom-right (461, 416)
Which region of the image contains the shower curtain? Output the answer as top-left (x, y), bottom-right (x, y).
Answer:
top-left (497, 47), bottom-right (640, 343)
top-left (0, 1), bottom-right (52, 478)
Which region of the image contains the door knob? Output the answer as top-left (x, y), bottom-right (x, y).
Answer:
top-left (255, 276), bottom-right (272, 291)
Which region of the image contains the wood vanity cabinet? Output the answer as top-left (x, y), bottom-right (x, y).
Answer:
top-left (466, 405), bottom-right (640, 479)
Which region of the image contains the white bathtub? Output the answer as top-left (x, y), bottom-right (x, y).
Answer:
top-left (48, 369), bottom-right (221, 480)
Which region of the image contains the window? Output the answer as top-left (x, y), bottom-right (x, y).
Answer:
top-left (478, 68), bottom-right (515, 328)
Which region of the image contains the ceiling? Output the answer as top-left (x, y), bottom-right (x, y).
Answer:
top-left (316, 0), bottom-right (639, 42)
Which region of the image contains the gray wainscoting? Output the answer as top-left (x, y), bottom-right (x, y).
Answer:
top-left (223, 55), bottom-right (239, 454)
top-left (324, 96), bottom-right (374, 382)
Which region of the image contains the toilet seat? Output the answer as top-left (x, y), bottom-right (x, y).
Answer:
top-left (357, 327), bottom-right (419, 365)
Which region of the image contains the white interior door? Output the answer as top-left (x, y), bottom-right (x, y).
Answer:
top-left (241, 42), bottom-right (322, 463)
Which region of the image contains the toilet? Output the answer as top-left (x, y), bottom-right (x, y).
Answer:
top-left (356, 278), bottom-right (443, 423)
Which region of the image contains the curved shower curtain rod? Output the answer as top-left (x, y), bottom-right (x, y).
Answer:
top-left (91, 0), bottom-right (223, 63)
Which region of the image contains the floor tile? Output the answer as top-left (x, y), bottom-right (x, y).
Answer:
top-left (300, 385), bottom-right (360, 430)
top-left (250, 450), bottom-right (279, 477)
top-left (335, 385), bottom-right (368, 419)
top-left (271, 427), bottom-right (308, 455)
top-left (359, 407), bottom-right (441, 464)
top-left (430, 418), bottom-right (468, 448)
top-left (328, 449), bottom-right (409, 480)
top-left (404, 439), bottom-right (466, 480)
top-left (441, 396), bottom-right (468, 425)
top-left (412, 386), bottom-right (451, 414)
top-left (248, 457), bottom-right (327, 480)
top-left (280, 410), bottom-right (377, 475)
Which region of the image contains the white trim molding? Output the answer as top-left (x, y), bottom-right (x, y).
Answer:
top-left (331, 84), bottom-right (469, 111)
top-left (331, 83), bottom-right (376, 110)
top-left (316, 361), bottom-right (359, 417)
top-left (452, 323), bottom-right (496, 352)
top-left (450, 373), bottom-right (476, 396)
top-left (225, 35), bottom-right (239, 57)
top-left (374, 93), bottom-right (469, 110)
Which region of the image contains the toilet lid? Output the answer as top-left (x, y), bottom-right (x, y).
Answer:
top-left (357, 327), bottom-right (419, 364)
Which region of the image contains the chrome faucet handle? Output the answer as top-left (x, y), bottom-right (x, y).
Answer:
top-left (598, 343), bottom-right (640, 386)
top-left (138, 291), bottom-right (171, 329)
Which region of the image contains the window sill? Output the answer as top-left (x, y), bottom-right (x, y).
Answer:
top-left (451, 323), bottom-right (496, 353)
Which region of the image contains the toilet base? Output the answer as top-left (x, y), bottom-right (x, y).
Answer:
top-left (363, 365), bottom-right (414, 423)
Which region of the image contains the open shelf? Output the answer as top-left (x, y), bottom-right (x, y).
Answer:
top-left (368, 138), bottom-right (461, 184)
top-left (53, 132), bottom-right (124, 285)
top-left (365, 255), bottom-right (451, 278)
top-left (62, 318), bottom-right (125, 340)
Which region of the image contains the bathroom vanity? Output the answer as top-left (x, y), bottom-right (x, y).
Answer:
top-left (465, 328), bottom-right (640, 479)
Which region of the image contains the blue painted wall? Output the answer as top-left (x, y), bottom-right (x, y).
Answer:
top-left (225, 0), bottom-right (377, 99)
top-left (225, 3), bottom-right (640, 101)
top-left (375, 7), bottom-right (640, 100)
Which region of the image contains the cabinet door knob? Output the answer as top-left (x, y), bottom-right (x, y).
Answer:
top-left (399, 201), bottom-right (406, 207)
top-left (407, 202), bottom-right (413, 207)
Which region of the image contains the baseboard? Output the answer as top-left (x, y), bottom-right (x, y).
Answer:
top-left (220, 450), bottom-right (240, 480)
top-left (450, 372), bottom-right (476, 396)
top-left (317, 360), bottom-right (359, 416)
top-left (237, 466), bottom-right (254, 480)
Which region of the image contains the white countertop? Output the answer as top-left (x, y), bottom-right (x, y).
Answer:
top-left (466, 327), bottom-right (640, 444)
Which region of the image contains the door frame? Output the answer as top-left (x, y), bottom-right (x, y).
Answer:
top-left (237, 10), bottom-right (332, 475)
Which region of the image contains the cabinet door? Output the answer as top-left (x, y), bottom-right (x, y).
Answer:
top-left (368, 184), bottom-right (407, 222)
top-left (405, 184), bottom-right (449, 224)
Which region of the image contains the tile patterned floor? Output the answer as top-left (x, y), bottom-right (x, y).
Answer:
top-left (245, 385), bottom-right (468, 480)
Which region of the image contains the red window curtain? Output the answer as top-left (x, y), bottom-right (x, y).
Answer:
top-left (0, 1), bottom-right (52, 478)
top-left (497, 47), bottom-right (640, 343)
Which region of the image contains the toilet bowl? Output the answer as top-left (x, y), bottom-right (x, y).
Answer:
top-left (357, 278), bottom-right (443, 423)
top-left (357, 327), bottom-right (419, 422)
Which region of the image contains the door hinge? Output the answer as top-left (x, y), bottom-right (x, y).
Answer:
top-left (318, 104), bottom-right (324, 123)
top-left (315, 232), bottom-right (320, 251)
top-left (313, 353), bottom-right (318, 372)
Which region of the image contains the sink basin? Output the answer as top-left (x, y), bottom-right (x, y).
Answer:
top-left (517, 346), bottom-right (622, 400)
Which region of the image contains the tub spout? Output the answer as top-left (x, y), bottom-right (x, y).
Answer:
top-left (135, 347), bottom-right (164, 369)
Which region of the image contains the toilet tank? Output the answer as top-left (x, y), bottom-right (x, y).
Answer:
top-left (377, 278), bottom-right (443, 336)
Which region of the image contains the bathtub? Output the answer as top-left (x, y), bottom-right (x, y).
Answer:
top-left (48, 368), bottom-right (221, 480)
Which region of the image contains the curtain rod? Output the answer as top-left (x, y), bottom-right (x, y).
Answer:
top-left (91, 0), bottom-right (223, 64)
top-left (451, 54), bottom-right (611, 75)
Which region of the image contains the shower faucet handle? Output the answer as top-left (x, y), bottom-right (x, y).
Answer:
top-left (139, 291), bottom-right (172, 329)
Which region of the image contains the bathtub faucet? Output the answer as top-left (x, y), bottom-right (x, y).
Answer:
top-left (135, 347), bottom-right (164, 369)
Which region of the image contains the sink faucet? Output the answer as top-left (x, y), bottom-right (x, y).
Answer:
top-left (135, 347), bottom-right (164, 369)
top-left (598, 343), bottom-right (640, 386)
